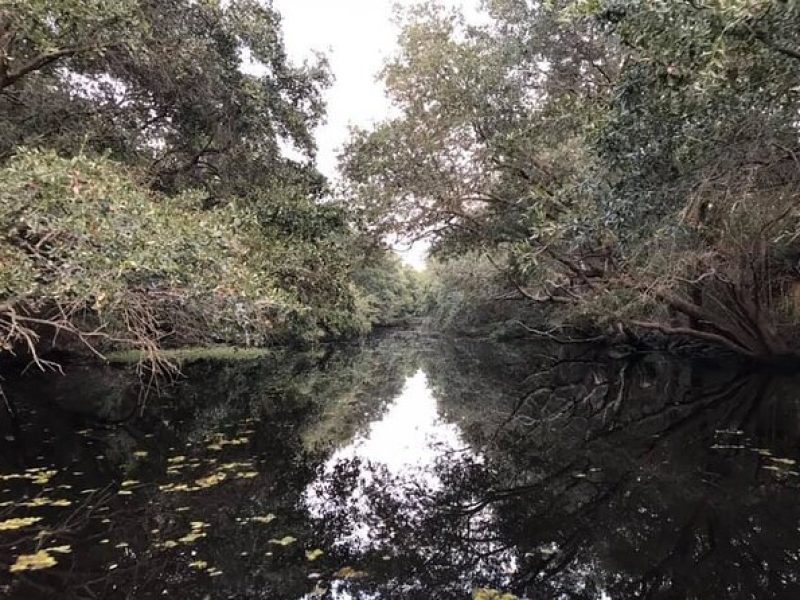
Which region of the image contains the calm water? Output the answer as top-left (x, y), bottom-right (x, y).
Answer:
top-left (1, 334), bottom-right (799, 599)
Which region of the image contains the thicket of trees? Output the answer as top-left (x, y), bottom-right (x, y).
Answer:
top-left (6, 0), bottom-right (799, 368)
top-left (0, 0), bottom-right (418, 373)
top-left (343, 0), bottom-right (800, 360)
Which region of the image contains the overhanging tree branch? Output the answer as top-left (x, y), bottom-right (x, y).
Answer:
top-left (0, 45), bottom-right (92, 90)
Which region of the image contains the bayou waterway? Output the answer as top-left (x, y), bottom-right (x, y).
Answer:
top-left (1, 333), bottom-right (799, 599)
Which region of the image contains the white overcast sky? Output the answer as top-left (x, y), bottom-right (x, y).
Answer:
top-left (271, 0), bottom-right (482, 268)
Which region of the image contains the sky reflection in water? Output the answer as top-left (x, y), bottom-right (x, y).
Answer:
top-left (304, 368), bottom-right (514, 599)
top-left (306, 370), bottom-right (478, 550)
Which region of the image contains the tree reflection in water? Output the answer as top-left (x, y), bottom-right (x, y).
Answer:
top-left (307, 340), bottom-right (800, 599)
top-left (0, 335), bottom-right (799, 599)
top-left (305, 369), bottom-right (515, 598)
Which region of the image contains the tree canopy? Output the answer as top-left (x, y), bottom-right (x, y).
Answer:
top-left (343, 0), bottom-right (800, 358)
top-left (0, 0), bottom-right (420, 373)
top-left (1, 0), bottom-right (331, 200)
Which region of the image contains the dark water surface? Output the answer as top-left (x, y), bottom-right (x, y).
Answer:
top-left (1, 333), bottom-right (799, 599)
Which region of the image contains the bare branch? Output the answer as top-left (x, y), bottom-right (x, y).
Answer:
top-left (630, 320), bottom-right (756, 357)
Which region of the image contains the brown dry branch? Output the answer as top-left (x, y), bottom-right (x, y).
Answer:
top-left (0, 295), bottom-right (182, 402)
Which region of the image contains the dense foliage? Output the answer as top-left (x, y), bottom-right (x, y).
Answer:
top-left (0, 0), bottom-right (417, 371)
top-left (1, 0), bottom-right (328, 198)
top-left (344, 0), bottom-right (800, 359)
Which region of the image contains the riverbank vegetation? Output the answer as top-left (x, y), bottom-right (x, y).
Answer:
top-left (343, 0), bottom-right (800, 361)
top-left (5, 0), bottom-right (800, 371)
top-left (0, 0), bottom-right (419, 375)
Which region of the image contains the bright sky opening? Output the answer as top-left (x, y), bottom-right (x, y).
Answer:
top-left (272, 0), bottom-right (481, 270)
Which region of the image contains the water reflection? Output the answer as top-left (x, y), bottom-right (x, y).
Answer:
top-left (0, 335), bottom-right (799, 599)
top-left (306, 368), bottom-right (487, 547)
top-left (320, 370), bottom-right (467, 473)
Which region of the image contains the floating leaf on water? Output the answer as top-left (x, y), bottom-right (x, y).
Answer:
top-left (207, 568), bottom-right (223, 577)
top-left (19, 497), bottom-right (71, 508)
top-left (115, 542), bottom-right (129, 548)
top-left (108, 563), bottom-right (118, 571)
top-left (160, 483), bottom-right (199, 493)
top-left (219, 462), bottom-right (252, 471)
top-left (188, 560), bottom-right (208, 569)
top-left (167, 456), bottom-right (187, 464)
top-left (121, 480), bottom-right (139, 487)
top-left (768, 457), bottom-right (797, 466)
top-left (178, 532), bottom-right (206, 544)
top-left (118, 490), bottom-right (133, 496)
top-left (46, 545), bottom-right (71, 554)
top-left (333, 566), bottom-right (367, 580)
top-left (175, 506), bottom-right (191, 512)
top-left (161, 540), bottom-right (178, 549)
top-left (195, 472), bottom-right (226, 488)
top-left (133, 451), bottom-right (149, 458)
top-left (206, 436), bottom-right (249, 451)
top-left (0, 517), bottom-right (43, 531)
top-left (235, 471), bottom-right (258, 479)
top-left (0, 467), bottom-right (58, 485)
top-left (9, 550), bottom-right (57, 573)
top-left (473, 589), bottom-right (518, 600)
top-left (306, 549), bottom-right (324, 561)
top-left (99, 539), bottom-right (110, 544)
top-left (249, 514), bottom-right (276, 525)
top-left (268, 536), bottom-right (297, 546)
top-left (32, 470), bottom-right (58, 485)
